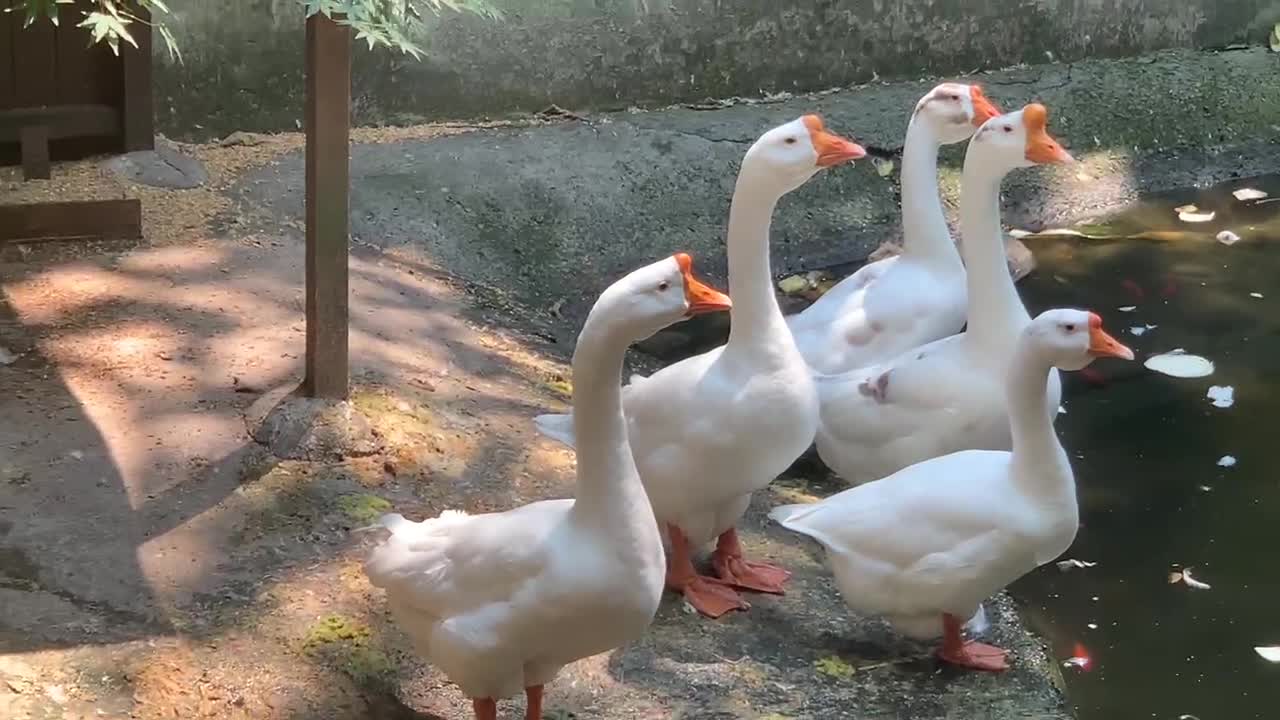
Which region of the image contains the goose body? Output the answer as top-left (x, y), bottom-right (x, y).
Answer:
top-left (815, 104), bottom-right (1074, 485)
top-left (789, 83), bottom-right (1000, 376)
top-left (535, 116), bottom-right (867, 616)
top-left (366, 254), bottom-right (732, 719)
top-left (774, 309), bottom-right (1134, 670)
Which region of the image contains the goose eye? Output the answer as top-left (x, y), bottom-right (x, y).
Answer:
top-left (948, 94), bottom-right (960, 101)
top-left (1002, 125), bottom-right (1013, 133)
top-left (1063, 323), bottom-right (1076, 333)
top-left (784, 137), bottom-right (797, 145)
top-left (657, 281), bottom-right (670, 291)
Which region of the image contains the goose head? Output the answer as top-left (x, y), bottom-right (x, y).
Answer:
top-left (969, 103), bottom-right (1074, 173)
top-left (739, 115), bottom-right (866, 195)
top-left (593, 253), bottom-right (732, 342)
top-left (1023, 309), bottom-right (1134, 371)
top-left (912, 82), bottom-right (1002, 143)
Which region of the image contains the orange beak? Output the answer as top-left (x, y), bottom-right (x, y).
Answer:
top-left (969, 85), bottom-right (1001, 127)
top-left (1086, 313), bottom-right (1135, 360)
top-left (1022, 103), bottom-right (1075, 164)
top-left (802, 115), bottom-right (867, 167)
top-left (674, 253), bottom-right (732, 316)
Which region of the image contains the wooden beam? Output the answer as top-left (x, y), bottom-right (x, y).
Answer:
top-left (19, 125), bottom-right (50, 180)
top-left (0, 199), bottom-right (141, 243)
top-left (120, 7), bottom-right (154, 151)
top-left (0, 104), bottom-right (121, 143)
top-left (302, 13), bottom-right (352, 400)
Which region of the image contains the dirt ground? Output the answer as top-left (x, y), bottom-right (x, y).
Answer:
top-left (0, 129), bottom-right (1068, 719)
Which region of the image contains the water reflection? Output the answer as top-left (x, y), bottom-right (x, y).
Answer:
top-left (1012, 173), bottom-right (1280, 720)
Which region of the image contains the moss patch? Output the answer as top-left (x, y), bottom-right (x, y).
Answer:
top-left (335, 493), bottom-right (393, 524)
top-left (302, 615), bottom-right (398, 689)
top-left (814, 655), bottom-right (857, 680)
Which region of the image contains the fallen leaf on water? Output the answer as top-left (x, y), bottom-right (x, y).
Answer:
top-left (873, 157), bottom-right (895, 178)
top-left (0, 346), bottom-right (16, 365)
top-left (1252, 292), bottom-right (1265, 298)
top-left (1056, 559), bottom-right (1097, 572)
top-left (1129, 324), bottom-right (1156, 336)
top-left (1178, 209), bottom-right (1216, 223)
top-left (1256, 646), bottom-right (1280, 662)
top-left (1207, 385), bottom-right (1235, 408)
top-left (1217, 455), bottom-right (1237, 467)
top-left (1233, 188), bottom-right (1268, 201)
top-left (1271, 23), bottom-right (1280, 52)
top-left (814, 655), bottom-right (857, 679)
top-left (1216, 230), bottom-right (1242, 246)
top-left (1009, 229), bottom-right (1032, 239)
top-left (1144, 349), bottom-right (1214, 378)
top-left (1169, 567), bottom-right (1212, 590)
top-left (1062, 642), bottom-right (1092, 671)
top-left (1175, 203), bottom-right (1198, 213)
top-left (1118, 305), bottom-right (1137, 312)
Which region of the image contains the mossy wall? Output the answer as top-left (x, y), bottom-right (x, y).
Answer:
top-left (156, 0), bottom-right (1280, 139)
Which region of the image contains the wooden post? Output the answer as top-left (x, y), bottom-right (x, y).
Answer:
top-left (120, 6), bottom-right (154, 152)
top-left (302, 13), bottom-right (352, 399)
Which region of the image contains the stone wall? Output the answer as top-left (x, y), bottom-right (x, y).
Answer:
top-left (156, 0), bottom-right (1280, 139)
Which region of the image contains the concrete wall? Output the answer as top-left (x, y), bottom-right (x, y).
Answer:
top-left (156, 0), bottom-right (1280, 139)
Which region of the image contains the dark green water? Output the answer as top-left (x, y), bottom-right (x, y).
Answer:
top-left (636, 173), bottom-right (1280, 717)
top-left (1011, 173), bottom-right (1280, 719)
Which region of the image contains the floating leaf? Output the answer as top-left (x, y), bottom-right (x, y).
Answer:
top-left (1217, 230), bottom-right (1242, 245)
top-left (1008, 229), bottom-right (1032, 239)
top-left (1118, 305), bottom-right (1137, 312)
top-left (1129, 324), bottom-right (1156, 336)
top-left (1251, 292), bottom-right (1265, 298)
top-left (1207, 385), bottom-right (1234, 408)
top-left (1169, 567), bottom-right (1212, 590)
top-left (1178, 209), bottom-right (1216, 223)
top-left (1232, 188), bottom-right (1268, 201)
top-left (1144, 349), bottom-right (1214, 378)
top-left (1256, 646), bottom-right (1280, 662)
top-left (873, 157), bottom-right (895, 178)
top-left (1271, 23), bottom-right (1280, 53)
top-left (1217, 455), bottom-right (1237, 468)
top-left (1056, 559), bottom-right (1097, 572)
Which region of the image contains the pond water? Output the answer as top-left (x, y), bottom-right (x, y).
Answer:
top-left (1010, 173), bottom-right (1280, 719)
top-left (635, 173), bottom-right (1280, 718)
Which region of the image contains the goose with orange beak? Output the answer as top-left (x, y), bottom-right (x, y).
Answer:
top-left (774, 309), bottom-right (1134, 672)
top-left (789, 83), bottom-right (1003, 377)
top-left (815, 102), bottom-right (1079, 489)
top-left (365, 254), bottom-right (730, 720)
top-left (536, 115), bottom-right (867, 617)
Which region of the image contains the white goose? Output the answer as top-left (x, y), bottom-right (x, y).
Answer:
top-left (364, 253), bottom-right (732, 720)
top-left (788, 83), bottom-right (1001, 375)
top-left (814, 104), bottom-right (1074, 485)
top-left (772, 309), bottom-right (1133, 670)
top-left (535, 116), bottom-right (866, 617)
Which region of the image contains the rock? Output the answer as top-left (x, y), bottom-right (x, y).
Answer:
top-left (102, 138), bottom-right (209, 189)
top-left (245, 384), bottom-right (384, 462)
top-left (219, 131), bottom-right (266, 147)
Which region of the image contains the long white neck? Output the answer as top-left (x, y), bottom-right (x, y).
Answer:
top-left (568, 312), bottom-right (652, 523)
top-left (1005, 339), bottom-right (1075, 505)
top-left (900, 117), bottom-right (962, 267)
top-left (725, 173), bottom-right (789, 351)
top-left (959, 149), bottom-right (1031, 351)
